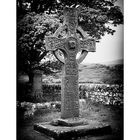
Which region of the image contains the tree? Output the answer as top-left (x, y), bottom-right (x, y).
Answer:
top-left (17, 12), bottom-right (63, 102)
top-left (17, 0), bottom-right (123, 40)
top-left (17, 0), bottom-right (123, 101)
top-left (17, 12), bottom-right (62, 82)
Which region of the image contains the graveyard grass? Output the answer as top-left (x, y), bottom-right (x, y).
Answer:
top-left (17, 100), bottom-right (123, 140)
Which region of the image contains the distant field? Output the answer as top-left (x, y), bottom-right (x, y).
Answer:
top-left (18, 59), bottom-right (123, 85)
top-left (79, 63), bottom-right (123, 84)
top-left (42, 63), bottom-right (123, 85)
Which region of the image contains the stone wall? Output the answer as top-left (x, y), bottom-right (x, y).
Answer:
top-left (42, 84), bottom-right (123, 105)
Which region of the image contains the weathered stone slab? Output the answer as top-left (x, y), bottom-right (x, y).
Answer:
top-left (34, 119), bottom-right (111, 140)
top-left (50, 118), bottom-right (88, 127)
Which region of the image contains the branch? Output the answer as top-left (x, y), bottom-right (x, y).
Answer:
top-left (38, 51), bottom-right (48, 62)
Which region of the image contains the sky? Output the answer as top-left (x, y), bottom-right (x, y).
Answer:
top-left (82, 0), bottom-right (124, 64)
top-left (82, 25), bottom-right (124, 64)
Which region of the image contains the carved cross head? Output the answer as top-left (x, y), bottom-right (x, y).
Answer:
top-left (45, 7), bottom-right (96, 64)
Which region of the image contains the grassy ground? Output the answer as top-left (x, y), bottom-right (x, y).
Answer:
top-left (17, 101), bottom-right (123, 140)
top-left (17, 62), bottom-right (123, 139)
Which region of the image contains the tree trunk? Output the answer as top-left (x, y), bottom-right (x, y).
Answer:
top-left (28, 72), bottom-right (34, 84)
top-left (31, 70), bottom-right (43, 102)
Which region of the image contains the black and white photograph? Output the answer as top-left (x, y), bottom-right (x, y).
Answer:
top-left (16, 0), bottom-right (124, 140)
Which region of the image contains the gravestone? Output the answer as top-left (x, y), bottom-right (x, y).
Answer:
top-left (45, 7), bottom-right (95, 119)
top-left (34, 7), bottom-right (111, 139)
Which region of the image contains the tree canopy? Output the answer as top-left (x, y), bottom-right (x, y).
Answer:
top-left (17, 0), bottom-right (123, 77)
top-left (17, 12), bottom-right (63, 76)
top-left (17, 0), bottom-right (123, 39)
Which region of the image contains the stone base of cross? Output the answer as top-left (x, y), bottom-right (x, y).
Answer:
top-left (45, 7), bottom-right (96, 119)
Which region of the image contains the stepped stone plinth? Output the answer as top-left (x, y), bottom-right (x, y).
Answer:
top-left (34, 118), bottom-right (111, 140)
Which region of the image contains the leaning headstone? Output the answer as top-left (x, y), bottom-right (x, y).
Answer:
top-left (34, 7), bottom-right (111, 139)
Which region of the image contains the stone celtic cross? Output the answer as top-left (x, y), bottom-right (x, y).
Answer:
top-left (45, 7), bottom-right (96, 119)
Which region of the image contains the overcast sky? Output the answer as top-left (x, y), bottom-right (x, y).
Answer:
top-left (82, 0), bottom-right (123, 64)
top-left (82, 25), bottom-right (124, 64)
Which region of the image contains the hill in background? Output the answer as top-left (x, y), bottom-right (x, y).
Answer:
top-left (79, 63), bottom-right (123, 84)
top-left (44, 59), bottom-right (123, 85)
top-left (99, 59), bottom-right (123, 65)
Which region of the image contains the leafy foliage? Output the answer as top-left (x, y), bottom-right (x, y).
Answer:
top-left (17, 12), bottom-right (62, 75)
top-left (78, 5), bottom-right (123, 40)
top-left (17, 0), bottom-right (123, 41)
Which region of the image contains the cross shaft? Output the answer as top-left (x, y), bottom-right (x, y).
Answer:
top-left (45, 7), bottom-right (96, 119)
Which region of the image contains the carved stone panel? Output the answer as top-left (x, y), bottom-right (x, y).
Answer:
top-left (65, 54), bottom-right (78, 75)
top-left (61, 75), bottom-right (79, 119)
top-left (45, 37), bottom-right (66, 51)
top-left (61, 72), bottom-right (79, 118)
top-left (64, 8), bottom-right (78, 35)
top-left (80, 39), bottom-right (96, 52)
